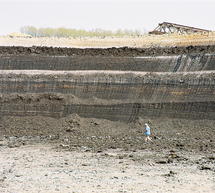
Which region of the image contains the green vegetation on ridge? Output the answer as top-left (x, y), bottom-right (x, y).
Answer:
top-left (20, 26), bottom-right (144, 38)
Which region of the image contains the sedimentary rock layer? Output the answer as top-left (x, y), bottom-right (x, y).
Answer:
top-left (0, 70), bottom-right (214, 121)
top-left (0, 54), bottom-right (214, 72)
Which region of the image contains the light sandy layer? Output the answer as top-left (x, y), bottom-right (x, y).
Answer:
top-left (1, 33), bottom-right (215, 48)
top-left (1, 69), bottom-right (214, 75)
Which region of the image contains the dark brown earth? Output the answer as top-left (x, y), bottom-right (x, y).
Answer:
top-left (0, 114), bottom-right (214, 154)
top-left (0, 45), bottom-right (215, 56)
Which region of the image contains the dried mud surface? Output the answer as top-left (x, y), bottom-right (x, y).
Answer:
top-left (0, 144), bottom-right (214, 193)
top-left (0, 45), bottom-right (215, 56)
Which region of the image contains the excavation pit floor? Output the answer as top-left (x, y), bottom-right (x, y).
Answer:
top-left (0, 115), bottom-right (215, 193)
top-left (0, 143), bottom-right (214, 193)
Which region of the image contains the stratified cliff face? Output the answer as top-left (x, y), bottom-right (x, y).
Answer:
top-left (0, 70), bottom-right (214, 122)
top-left (0, 54), bottom-right (214, 72)
top-left (0, 45), bottom-right (214, 122)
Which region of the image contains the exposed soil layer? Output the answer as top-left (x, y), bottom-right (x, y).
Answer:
top-left (1, 94), bottom-right (215, 121)
top-left (0, 47), bottom-right (214, 154)
top-left (0, 54), bottom-right (215, 72)
top-left (1, 71), bottom-right (215, 121)
top-left (0, 45), bottom-right (215, 56)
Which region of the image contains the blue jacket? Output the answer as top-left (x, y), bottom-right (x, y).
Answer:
top-left (145, 126), bottom-right (151, 136)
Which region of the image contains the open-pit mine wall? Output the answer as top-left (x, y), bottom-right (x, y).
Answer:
top-left (0, 46), bottom-right (215, 122)
top-left (0, 54), bottom-right (215, 72)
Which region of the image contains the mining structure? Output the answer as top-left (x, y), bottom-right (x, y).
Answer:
top-left (149, 22), bottom-right (211, 34)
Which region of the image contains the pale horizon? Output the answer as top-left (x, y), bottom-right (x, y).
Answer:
top-left (0, 0), bottom-right (214, 35)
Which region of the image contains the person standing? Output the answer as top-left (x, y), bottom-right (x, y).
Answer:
top-left (144, 123), bottom-right (152, 142)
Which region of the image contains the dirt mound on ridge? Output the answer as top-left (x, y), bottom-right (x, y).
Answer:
top-left (0, 45), bottom-right (215, 56)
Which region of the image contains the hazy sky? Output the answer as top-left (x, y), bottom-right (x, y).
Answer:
top-left (0, 0), bottom-right (214, 35)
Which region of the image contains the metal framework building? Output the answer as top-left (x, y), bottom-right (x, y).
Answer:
top-left (149, 22), bottom-right (210, 35)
